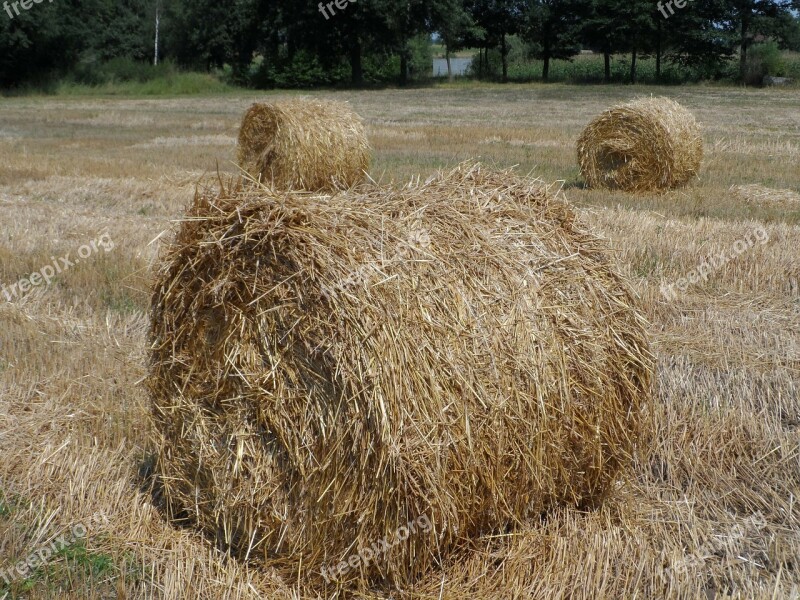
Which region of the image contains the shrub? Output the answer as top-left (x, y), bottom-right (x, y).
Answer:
top-left (72, 57), bottom-right (178, 86)
top-left (780, 51), bottom-right (800, 79)
top-left (744, 41), bottom-right (786, 85)
top-left (57, 71), bottom-right (231, 96)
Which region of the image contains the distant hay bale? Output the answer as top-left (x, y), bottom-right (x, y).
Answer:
top-left (577, 97), bottom-right (703, 192)
top-left (236, 98), bottom-right (370, 191)
top-left (147, 163), bottom-right (653, 591)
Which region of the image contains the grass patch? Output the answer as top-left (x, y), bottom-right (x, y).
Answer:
top-left (4, 57), bottom-right (236, 97)
top-left (100, 287), bottom-right (144, 314)
top-left (95, 261), bottom-right (148, 314)
top-left (0, 539), bottom-right (145, 599)
top-left (56, 541), bottom-right (115, 579)
top-left (0, 489), bottom-right (28, 519)
top-left (56, 72), bottom-right (233, 97)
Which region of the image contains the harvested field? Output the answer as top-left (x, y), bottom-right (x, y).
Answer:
top-left (730, 183), bottom-right (800, 208)
top-left (0, 85), bottom-right (798, 599)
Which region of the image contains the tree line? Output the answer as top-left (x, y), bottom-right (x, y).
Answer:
top-left (1, 0), bottom-right (799, 89)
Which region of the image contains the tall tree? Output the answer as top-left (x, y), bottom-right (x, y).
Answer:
top-left (582, 0), bottom-right (657, 83)
top-left (92, 0), bottom-right (158, 62)
top-left (727, 0), bottom-right (795, 79)
top-left (309, 0), bottom-right (393, 85)
top-left (382, 0), bottom-right (429, 84)
top-left (665, 0), bottom-right (735, 79)
top-left (165, 0), bottom-right (258, 73)
top-left (621, 0), bottom-right (657, 83)
top-left (469, 0), bottom-right (525, 82)
top-left (582, 0), bottom-right (628, 82)
top-left (0, 0), bottom-right (72, 87)
top-left (430, 0), bottom-right (477, 81)
top-left (522, 0), bottom-right (589, 81)
top-left (0, 0), bottom-right (158, 87)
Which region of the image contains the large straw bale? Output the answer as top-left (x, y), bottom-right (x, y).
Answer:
top-left (577, 97), bottom-right (703, 192)
top-left (237, 98), bottom-right (370, 191)
top-left (147, 163), bottom-right (653, 592)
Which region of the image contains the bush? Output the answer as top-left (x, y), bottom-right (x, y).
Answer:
top-left (58, 71), bottom-right (231, 96)
top-left (468, 48), bottom-right (720, 85)
top-left (408, 34), bottom-right (433, 81)
top-left (72, 57), bottom-right (179, 86)
top-left (744, 41), bottom-right (786, 85)
top-left (57, 56), bottom-right (231, 95)
top-left (251, 38), bottom-right (431, 89)
top-left (784, 52), bottom-right (800, 79)
top-left (275, 51), bottom-right (336, 88)
top-left (468, 35), bottom-right (529, 79)
top-left (252, 51), bottom-right (348, 89)
top-left (360, 37), bottom-right (433, 84)
top-left (361, 52), bottom-right (399, 83)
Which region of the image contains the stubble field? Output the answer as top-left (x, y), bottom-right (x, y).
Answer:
top-left (0, 84), bottom-right (798, 599)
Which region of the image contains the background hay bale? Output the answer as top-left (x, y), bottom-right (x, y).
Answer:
top-left (147, 163), bottom-right (654, 592)
top-left (236, 98), bottom-right (370, 191)
top-left (577, 97), bottom-right (703, 192)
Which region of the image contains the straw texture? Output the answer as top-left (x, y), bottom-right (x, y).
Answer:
top-left (730, 183), bottom-right (800, 207)
top-left (147, 163), bottom-right (654, 593)
top-left (577, 97), bottom-right (703, 192)
top-left (236, 98), bottom-right (370, 191)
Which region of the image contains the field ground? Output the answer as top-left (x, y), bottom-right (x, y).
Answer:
top-left (0, 85), bottom-right (798, 599)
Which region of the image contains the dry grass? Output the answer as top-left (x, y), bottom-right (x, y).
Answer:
top-left (0, 85), bottom-right (798, 599)
top-left (147, 163), bottom-right (652, 595)
top-left (730, 184), bottom-right (800, 208)
top-left (577, 97), bottom-right (704, 192)
top-left (237, 98), bottom-right (370, 191)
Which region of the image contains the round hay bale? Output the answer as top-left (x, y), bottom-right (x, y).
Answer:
top-left (236, 98), bottom-right (370, 191)
top-left (577, 97), bottom-right (703, 192)
top-left (147, 164), bottom-right (653, 591)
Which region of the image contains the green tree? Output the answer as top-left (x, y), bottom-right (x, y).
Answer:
top-left (621, 0), bottom-right (658, 83)
top-left (721, 0), bottom-right (796, 80)
top-left (469, 0), bottom-right (525, 82)
top-left (0, 0), bottom-right (160, 87)
top-left (582, 0), bottom-right (628, 82)
top-left (582, 0), bottom-right (658, 83)
top-left (308, 0), bottom-right (393, 85)
top-left (0, 1), bottom-right (68, 87)
top-left (383, 0), bottom-right (429, 84)
top-left (665, 0), bottom-right (735, 80)
top-left (430, 0), bottom-right (478, 81)
top-left (522, 0), bottom-right (590, 81)
top-left (165, 0), bottom-right (258, 73)
top-left (91, 0), bottom-right (157, 62)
